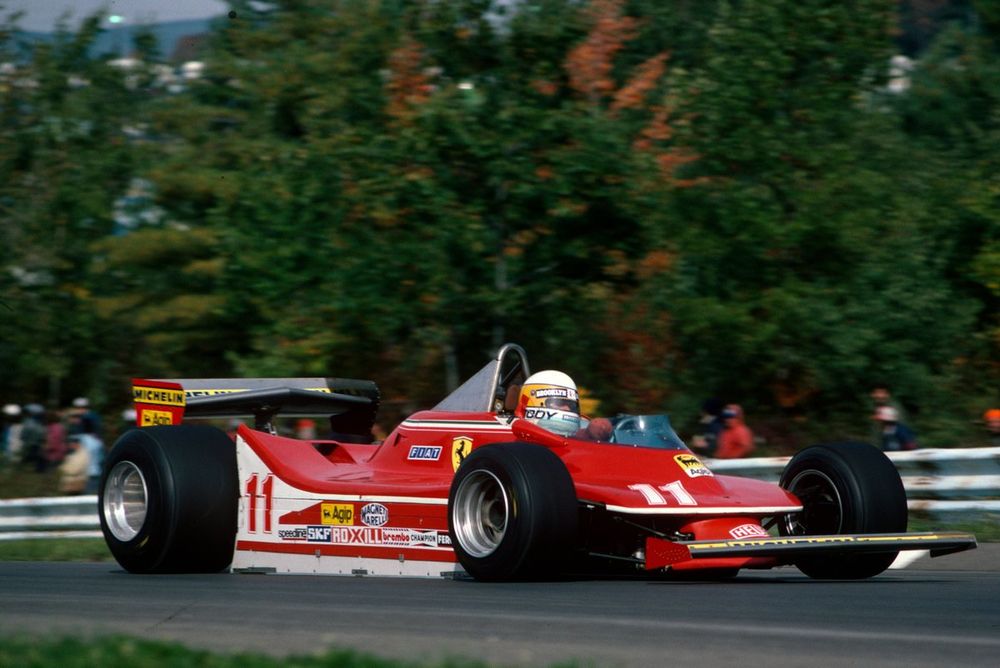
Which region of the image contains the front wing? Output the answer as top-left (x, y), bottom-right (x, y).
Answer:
top-left (646, 532), bottom-right (978, 570)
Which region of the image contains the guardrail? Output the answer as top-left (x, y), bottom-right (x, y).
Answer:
top-left (707, 446), bottom-right (1000, 516)
top-left (0, 495), bottom-right (101, 541)
top-left (1, 447), bottom-right (997, 540)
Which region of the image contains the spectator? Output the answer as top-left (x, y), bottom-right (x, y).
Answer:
top-left (71, 396), bottom-right (102, 440)
top-left (715, 404), bottom-right (755, 459)
top-left (69, 410), bottom-right (105, 492)
top-left (20, 403), bottom-right (47, 472)
top-left (870, 384), bottom-right (908, 442)
top-left (874, 406), bottom-right (917, 451)
top-left (59, 436), bottom-right (91, 495)
top-left (295, 419), bottom-right (317, 440)
top-left (119, 408), bottom-right (137, 440)
top-left (2, 403), bottom-right (23, 462)
top-left (984, 409), bottom-right (1000, 447)
top-left (44, 408), bottom-right (68, 467)
top-left (690, 398), bottom-right (724, 457)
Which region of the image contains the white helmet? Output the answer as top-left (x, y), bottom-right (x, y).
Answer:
top-left (516, 370), bottom-right (580, 436)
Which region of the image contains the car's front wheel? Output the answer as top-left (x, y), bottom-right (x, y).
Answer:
top-left (779, 442), bottom-right (908, 579)
top-left (448, 442), bottom-right (578, 581)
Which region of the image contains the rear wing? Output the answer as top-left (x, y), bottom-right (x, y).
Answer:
top-left (132, 377), bottom-right (379, 435)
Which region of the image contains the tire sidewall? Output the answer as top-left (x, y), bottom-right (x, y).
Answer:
top-left (780, 442), bottom-right (907, 535)
top-left (448, 443), bottom-right (577, 581)
top-left (779, 442), bottom-right (907, 578)
top-left (99, 425), bottom-right (237, 573)
top-left (99, 429), bottom-right (176, 573)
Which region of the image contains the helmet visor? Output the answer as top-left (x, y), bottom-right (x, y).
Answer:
top-left (543, 397), bottom-right (579, 413)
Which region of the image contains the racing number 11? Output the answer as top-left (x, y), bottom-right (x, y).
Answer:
top-left (628, 481), bottom-right (698, 506)
top-left (245, 473), bottom-right (274, 533)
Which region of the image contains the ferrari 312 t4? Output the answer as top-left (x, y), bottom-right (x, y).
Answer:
top-left (99, 344), bottom-right (976, 580)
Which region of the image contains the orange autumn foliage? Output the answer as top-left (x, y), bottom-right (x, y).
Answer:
top-left (565, 0), bottom-right (637, 103)
top-left (386, 36), bottom-right (432, 122)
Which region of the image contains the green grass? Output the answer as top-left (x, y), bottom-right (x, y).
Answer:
top-left (0, 636), bottom-right (532, 668)
top-left (908, 514), bottom-right (1000, 542)
top-left (0, 464), bottom-right (65, 498)
top-left (0, 538), bottom-right (112, 562)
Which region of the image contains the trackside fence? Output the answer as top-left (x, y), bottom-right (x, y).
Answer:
top-left (0, 495), bottom-right (101, 541)
top-left (1, 447), bottom-right (997, 540)
top-left (707, 446), bottom-right (1000, 517)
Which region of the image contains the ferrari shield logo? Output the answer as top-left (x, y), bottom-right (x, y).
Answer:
top-left (451, 436), bottom-right (473, 471)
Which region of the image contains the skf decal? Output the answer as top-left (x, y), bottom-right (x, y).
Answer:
top-left (307, 526), bottom-right (332, 542)
top-left (321, 503), bottom-right (354, 526)
top-left (140, 409), bottom-right (174, 426)
top-left (360, 502), bottom-right (388, 527)
top-left (408, 445), bottom-right (442, 461)
top-left (674, 453), bottom-right (713, 478)
top-left (730, 523), bottom-right (769, 539)
top-left (451, 436), bottom-right (473, 471)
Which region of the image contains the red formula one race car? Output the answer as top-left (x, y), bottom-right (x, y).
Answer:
top-left (99, 344), bottom-right (976, 580)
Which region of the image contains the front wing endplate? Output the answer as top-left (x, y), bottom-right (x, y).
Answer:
top-left (646, 531), bottom-right (977, 570)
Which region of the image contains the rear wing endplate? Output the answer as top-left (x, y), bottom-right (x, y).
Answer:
top-left (132, 377), bottom-right (379, 434)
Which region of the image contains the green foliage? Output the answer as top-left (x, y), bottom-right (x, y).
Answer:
top-left (0, 1), bottom-right (996, 447)
top-left (0, 12), bottom-right (141, 405)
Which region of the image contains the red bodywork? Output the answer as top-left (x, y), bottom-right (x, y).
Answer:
top-left (132, 345), bottom-right (973, 577)
top-left (231, 408), bottom-right (800, 574)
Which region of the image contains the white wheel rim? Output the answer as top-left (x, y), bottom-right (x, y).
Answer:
top-left (452, 469), bottom-right (509, 558)
top-left (103, 460), bottom-right (149, 541)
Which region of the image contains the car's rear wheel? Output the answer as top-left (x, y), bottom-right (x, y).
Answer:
top-left (779, 442), bottom-right (907, 579)
top-left (448, 442), bottom-right (578, 581)
top-left (99, 425), bottom-right (237, 573)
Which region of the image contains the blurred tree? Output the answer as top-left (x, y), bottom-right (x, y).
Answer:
top-left (1, 0), bottom-right (994, 447)
top-left (0, 13), bottom-right (140, 406)
top-left (893, 0), bottom-right (1000, 425)
top-left (650, 0), bottom-right (986, 443)
top-left (140, 0), bottom-right (686, 411)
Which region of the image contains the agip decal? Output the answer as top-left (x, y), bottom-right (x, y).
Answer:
top-left (451, 436), bottom-right (473, 471)
top-left (674, 453), bottom-right (713, 478)
top-left (321, 503), bottom-right (354, 525)
top-left (140, 409), bottom-right (174, 426)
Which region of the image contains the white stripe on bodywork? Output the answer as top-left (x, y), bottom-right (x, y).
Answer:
top-left (401, 418), bottom-right (512, 430)
top-left (602, 504), bottom-right (803, 515)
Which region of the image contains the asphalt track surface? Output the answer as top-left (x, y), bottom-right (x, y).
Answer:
top-left (3, 550), bottom-right (999, 667)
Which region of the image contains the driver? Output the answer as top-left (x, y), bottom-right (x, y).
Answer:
top-left (515, 370), bottom-right (612, 440)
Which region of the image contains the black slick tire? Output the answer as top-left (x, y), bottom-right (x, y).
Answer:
top-left (99, 425), bottom-right (237, 573)
top-left (779, 442), bottom-right (908, 579)
top-left (448, 442), bottom-right (578, 581)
